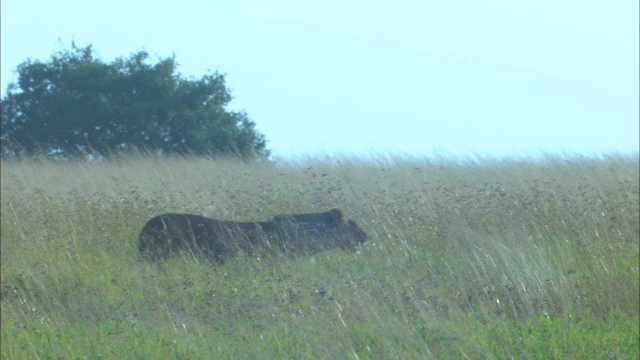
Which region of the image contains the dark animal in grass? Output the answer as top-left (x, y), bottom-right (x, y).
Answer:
top-left (138, 208), bottom-right (367, 263)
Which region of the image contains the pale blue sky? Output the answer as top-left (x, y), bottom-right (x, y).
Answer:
top-left (2, 0), bottom-right (638, 159)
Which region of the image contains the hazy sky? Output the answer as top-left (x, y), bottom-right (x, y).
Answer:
top-left (2, 0), bottom-right (638, 159)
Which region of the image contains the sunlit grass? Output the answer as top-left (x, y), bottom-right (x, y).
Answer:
top-left (2, 152), bottom-right (638, 358)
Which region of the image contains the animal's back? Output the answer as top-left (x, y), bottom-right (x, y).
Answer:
top-left (139, 213), bottom-right (270, 262)
top-left (139, 213), bottom-right (220, 260)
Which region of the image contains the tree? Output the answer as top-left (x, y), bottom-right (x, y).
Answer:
top-left (1, 44), bottom-right (269, 159)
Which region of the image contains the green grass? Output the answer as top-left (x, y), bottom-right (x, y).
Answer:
top-left (2, 153), bottom-right (638, 359)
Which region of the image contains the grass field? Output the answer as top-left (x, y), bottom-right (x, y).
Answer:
top-left (1, 153), bottom-right (638, 359)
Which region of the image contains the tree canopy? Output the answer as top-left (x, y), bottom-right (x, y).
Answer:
top-left (1, 44), bottom-right (269, 159)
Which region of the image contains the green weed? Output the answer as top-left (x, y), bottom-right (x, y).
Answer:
top-left (1, 153), bottom-right (638, 359)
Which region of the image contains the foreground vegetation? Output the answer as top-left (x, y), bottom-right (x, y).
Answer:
top-left (1, 153), bottom-right (638, 359)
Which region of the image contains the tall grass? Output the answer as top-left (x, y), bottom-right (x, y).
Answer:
top-left (1, 153), bottom-right (638, 359)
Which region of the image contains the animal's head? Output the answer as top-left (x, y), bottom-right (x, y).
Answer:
top-left (272, 209), bottom-right (368, 253)
top-left (347, 219), bottom-right (368, 244)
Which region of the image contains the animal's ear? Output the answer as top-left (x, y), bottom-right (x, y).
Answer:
top-left (329, 208), bottom-right (347, 224)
